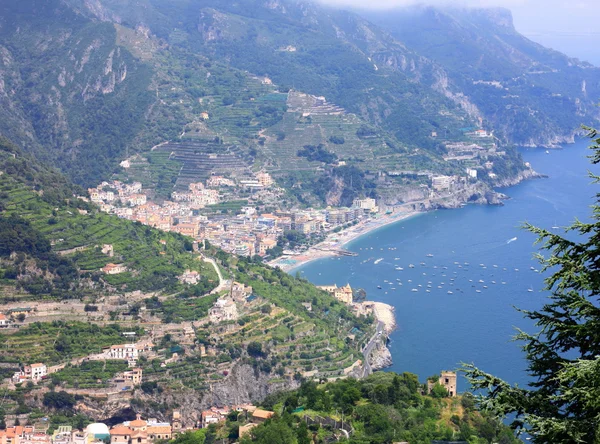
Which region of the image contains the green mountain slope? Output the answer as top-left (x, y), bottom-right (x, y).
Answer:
top-left (0, 136), bottom-right (375, 400)
top-left (0, 137), bottom-right (217, 299)
top-left (364, 6), bottom-right (600, 146)
top-left (0, 0), bottom-right (154, 186)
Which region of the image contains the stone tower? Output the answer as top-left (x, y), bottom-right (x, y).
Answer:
top-left (439, 371), bottom-right (457, 397)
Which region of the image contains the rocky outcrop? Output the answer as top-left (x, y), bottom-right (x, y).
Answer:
top-left (493, 167), bottom-right (545, 188)
top-left (200, 363), bottom-right (300, 409)
top-left (369, 340), bottom-right (393, 371)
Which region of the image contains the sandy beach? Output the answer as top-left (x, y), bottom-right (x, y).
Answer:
top-left (269, 209), bottom-right (422, 272)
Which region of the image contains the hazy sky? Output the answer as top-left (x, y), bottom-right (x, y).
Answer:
top-left (318, 0), bottom-right (600, 65)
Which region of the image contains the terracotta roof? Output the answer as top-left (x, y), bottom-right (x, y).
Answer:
top-left (252, 409), bottom-right (274, 420)
top-left (146, 426), bottom-right (171, 434)
top-left (109, 426), bottom-right (133, 436)
top-left (30, 363), bottom-right (45, 368)
top-left (129, 419), bottom-right (147, 427)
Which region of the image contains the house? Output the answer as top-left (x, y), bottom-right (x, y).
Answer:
top-left (200, 112), bottom-right (209, 120)
top-left (255, 172), bottom-right (274, 187)
top-left (101, 263), bottom-right (127, 275)
top-left (179, 270), bottom-right (200, 285)
top-left (145, 426), bottom-right (171, 442)
top-left (230, 282), bottom-right (253, 302)
top-left (200, 410), bottom-right (224, 428)
top-left (171, 223), bottom-right (198, 238)
top-left (109, 426), bottom-right (132, 444)
top-left (105, 344), bottom-right (138, 360)
top-left (15, 363), bottom-right (48, 382)
top-left (317, 284), bottom-right (353, 305)
top-left (0, 313), bottom-right (10, 328)
top-left (208, 298), bottom-right (238, 323)
top-left (101, 244), bottom-right (114, 257)
top-left (334, 284), bottom-right (353, 305)
top-left (251, 409), bottom-right (274, 424)
top-left (122, 368), bottom-right (143, 386)
top-left (6, 307), bottom-right (33, 318)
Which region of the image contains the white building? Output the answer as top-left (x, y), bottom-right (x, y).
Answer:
top-left (466, 168), bottom-right (478, 179)
top-left (106, 344), bottom-right (138, 360)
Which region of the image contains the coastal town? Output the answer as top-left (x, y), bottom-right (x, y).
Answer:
top-left (86, 123), bottom-right (521, 273)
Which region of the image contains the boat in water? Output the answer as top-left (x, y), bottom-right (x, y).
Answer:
top-left (374, 258), bottom-right (383, 264)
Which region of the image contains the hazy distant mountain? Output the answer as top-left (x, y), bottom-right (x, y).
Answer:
top-left (362, 5), bottom-right (600, 146)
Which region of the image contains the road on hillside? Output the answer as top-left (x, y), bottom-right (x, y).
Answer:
top-left (361, 320), bottom-right (385, 377)
top-left (203, 257), bottom-right (229, 294)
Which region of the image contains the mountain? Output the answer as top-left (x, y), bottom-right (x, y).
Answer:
top-left (363, 5), bottom-right (600, 146)
top-left (0, 0), bottom-right (483, 198)
top-left (0, 0), bottom-right (596, 198)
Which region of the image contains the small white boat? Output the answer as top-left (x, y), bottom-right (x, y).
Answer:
top-left (411, 288), bottom-right (418, 292)
top-left (427, 254), bottom-right (434, 257)
top-left (545, 150), bottom-right (550, 154)
top-left (396, 267), bottom-right (404, 270)
top-left (409, 264), bottom-right (415, 268)
top-left (476, 290), bottom-right (481, 293)
top-left (447, 291), bottom-right (453, 294)
top-left (374, 258), bottom-right (383, 264)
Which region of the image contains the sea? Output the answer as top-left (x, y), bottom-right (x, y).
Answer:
top-left (294, 137), bottom-right (598, 390)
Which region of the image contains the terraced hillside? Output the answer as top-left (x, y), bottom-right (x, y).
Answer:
top-left (154, 139), bottom-right (251, 190)
top-left (0, 138), bottom-right (378, 422)
top-left (0, 140), bottom-right (218, 298)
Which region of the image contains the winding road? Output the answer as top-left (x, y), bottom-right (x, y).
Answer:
top-left (203, 256), bottom-right (229, 294)
top-left (361, 320), bottom-right (385, 377)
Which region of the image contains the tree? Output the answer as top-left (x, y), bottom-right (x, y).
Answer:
top-left (170, 430), bottom-right (206, 444)
top-left (463, 129), bottom-right (600, 443)
top-left (430, 383), bottom-right (448, 399)
top-left (43, 391), bottom-right (75, 409)
top-left (240, 420), bottom-right (297, 444)
top-left (247, 341), bottom-right (264, 358)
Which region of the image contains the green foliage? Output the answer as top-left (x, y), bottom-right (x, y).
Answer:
top-left (463, 129), bottom-right (600, 443)
top-left (43, 391), bottom-right (75, 409)
top-left (430, 383), bottom-right (449, 399)
top-left (52, 361), bottom-right (128, 388)
top-left (169, 429), bottom-right (206, 444)
top-left (297, 144), bottom-right (338, 164)
top-left (0, 139), bottom-right (218, 298)
top-left (0, 321), bottom-right (143, 364)
top-left (243, 372), bottom-right (517, 444)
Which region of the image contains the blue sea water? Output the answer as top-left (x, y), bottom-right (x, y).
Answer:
top-left (295, 138), bottom-right (598, 389)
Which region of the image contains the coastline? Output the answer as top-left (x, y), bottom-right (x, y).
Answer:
top-left (268, 209), bottom-right (424, 273)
